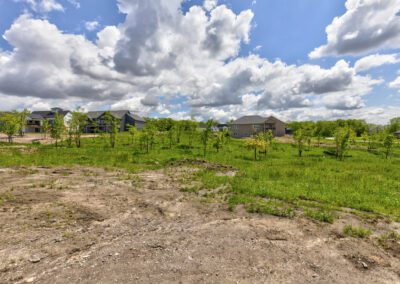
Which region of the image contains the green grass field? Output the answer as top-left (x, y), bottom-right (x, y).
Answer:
top-left (0, 133), bottom-right (399, 220)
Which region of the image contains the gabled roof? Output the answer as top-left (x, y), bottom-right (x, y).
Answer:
top-left (127, 113), bottom-right (145, 122)
top-left (30, 110), bottom-right (70, 119)
top-left (232, 115), bottom-right (267, 125)
top-left (232, 115), bottom-right (286, 125)
top-left (86, 110), bottom-right (145, 122)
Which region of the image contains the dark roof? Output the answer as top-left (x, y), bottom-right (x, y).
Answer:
top-left (87, 110), bottom-right (145, 122)
top-left (127, 113), bottom-right (145, 122)
top-left (30, 110), bottom-right (70, 119)
top-left (232, 115), bottom-right (286, 125)
top-left (394, 130), bottom-right (400, 134)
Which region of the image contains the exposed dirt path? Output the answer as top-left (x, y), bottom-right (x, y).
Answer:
top-left (0, 166), bottom-right (399, 283)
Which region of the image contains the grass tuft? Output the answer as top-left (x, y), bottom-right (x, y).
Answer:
top-left (343, 225), bottom-right (372, 238)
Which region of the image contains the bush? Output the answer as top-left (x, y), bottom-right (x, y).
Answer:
top-left (305, 209), bottom-right (335, 223)
top-left (343, 225), bottom-right (371, 238)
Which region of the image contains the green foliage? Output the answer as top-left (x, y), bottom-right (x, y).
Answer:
top-left (305, 209), bottom-right (335, 223)
top-left (50, 113), bottom-right (65, 147)
top-left (200, 120), bottom-right (214, 156)
top-left (42, 119), bottom-right (50, 139)
top-left (68, 110), bottom-right (88, 148)
top-left (293, 128), bottom-right (307, 157)
top-left (245, 134), bottom-right (266, 160)
top-left (383, 134), bottom-right (394, 159)
top-left (343, 225), bottom-right (372, 238)
top-left (334, 127), bottom-right (354, 160)
top-left (17, 109), bottom-right (30, 136)
top-left (0, 112), bottom-right (20, 143)
top-left (386, 117), bottom-right (400, 134)
top-left (103, 111), bottom-right (120, 148)
top-left (246, 200), bottom-right (294, 218)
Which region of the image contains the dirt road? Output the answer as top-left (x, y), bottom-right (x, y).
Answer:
top-left (0, 166), bottom-right (399, 283)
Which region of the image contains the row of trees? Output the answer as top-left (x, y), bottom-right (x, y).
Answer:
top-left (292, 126), bottom-right (396, 160)
top-left (288, 118), bottom-right (400, 140)
top-left (0, 110), bottom-right (30, 143)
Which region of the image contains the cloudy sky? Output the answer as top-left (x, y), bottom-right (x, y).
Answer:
top-left (0, 0), bottom-right (399, 123)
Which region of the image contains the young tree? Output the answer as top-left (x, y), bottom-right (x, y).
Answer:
top-left (17, 109), bottom-right (30, 136)
top-left (51, 113), bottom-right (65, 147)
top-left (69, 111), bottom-right (88, 148)
top-left (0, 112), bottom-right (20, 143)
top-left (103, 112), bottom-right (119, 148)
top-left (245, 134), bottom-right (266, 160)
top-left (213, 131), bottom-right (224, 153)
top-left (259, 130), bottom-right (274, 156)
top-left (127, 124), bottom-right (138, 145)
top-left (334, 127), bottom-right (354, 161)
top-left (200, 120), bottom-right (214, 156)
top-left (383, 134), bottom-right (394, 159)
top-left (167, 122), bottom-right (176, 149)
top-left (186, 120), bottom-right (198, 148)
top-left (42, 119), bottom-right (50, 139)
top-left (143, 123), bottom-right (156, 153)
top-left (293, 128), bottom-right (307, 157)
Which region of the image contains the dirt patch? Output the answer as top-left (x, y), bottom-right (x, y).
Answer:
top-left (0, 166), bottom-right (399, 283)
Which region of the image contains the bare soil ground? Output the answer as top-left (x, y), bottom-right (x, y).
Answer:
top-left (0, 165), bottom-right (399, 283)
top-left (0, 134), bottom-right (98, 145)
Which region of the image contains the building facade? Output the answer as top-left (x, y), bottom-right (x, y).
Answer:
top-left (231, 115), bottom-right (286, 138)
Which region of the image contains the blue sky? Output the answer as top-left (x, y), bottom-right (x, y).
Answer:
top-left (0, 0), bottom-right (399, 123)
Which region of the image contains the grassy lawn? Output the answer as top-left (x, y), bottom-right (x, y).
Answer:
top-left (0, 134), bottom-right (399, 220)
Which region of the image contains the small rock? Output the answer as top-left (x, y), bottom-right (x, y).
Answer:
top-left (29, 255), bottom-right (41, 263)
top-left (361, 262), bottom-right (368, 269)
top-left (26, 277), bottom-right (36, 283)
top-left (312, 274), bottom-right (318, 278)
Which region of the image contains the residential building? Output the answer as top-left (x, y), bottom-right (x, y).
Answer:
top-left (84, 110), bottom-right (145, 133)
top-left (231, 115), bottom-right (286, 138)
top-left (26, 108), bottom-right (71, 133)
top-left (394, 130), bottom-right (400, 139)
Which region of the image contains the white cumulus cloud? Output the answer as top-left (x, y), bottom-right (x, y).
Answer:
top-left (310, 0), bottom-right (400, 58)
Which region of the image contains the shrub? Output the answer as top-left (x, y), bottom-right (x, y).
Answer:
top-left (343, 225), bottom-right (371, 238)
top-left (305, 209), bottom-right (335, 223)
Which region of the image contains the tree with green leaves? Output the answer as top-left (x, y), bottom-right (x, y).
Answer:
top-left (383, 134), bottom-right (394, 159)
top-left (213, 131), bottom-right (224, 153)
top-left (50, 113), bottom-right (65, 147)
top-left (17, 109), bottom-right (30, 136)
top-left (103, 112), bottom-right (119, 148)
top-left (293, 128), bottom-right (307, 157)
top-left (334, 127), bottom-right (354, 161)
top-left (69, 110), bottom-right (88, 148)
top-left (387, 117), bottom-right (400, 134)
top-left (185, 120), bottom-right (198, 148)
top-left (200, 120), bottom-right (214, 156)
top-left (142, 123), bottom-right (156, 153)
top-left (127, 124), bottom-right (138, 146)
top-left (167, 122), bottom-right (176, 149)
top-left (245, 134), bottom-right (266, 160)
top-left (0, 112), bottom-right (20, 143)
top-left (259, 130), bottom-right (274, 156)
top-left (42, 119), bottom-right (51, 139)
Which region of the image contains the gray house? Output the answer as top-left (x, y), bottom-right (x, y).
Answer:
top-left (84, 110), bottom-right (145, 133)
top-left (231, 115), bottom-right (286, 138)
top-left (394, 130), bottom-right (400, 139)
